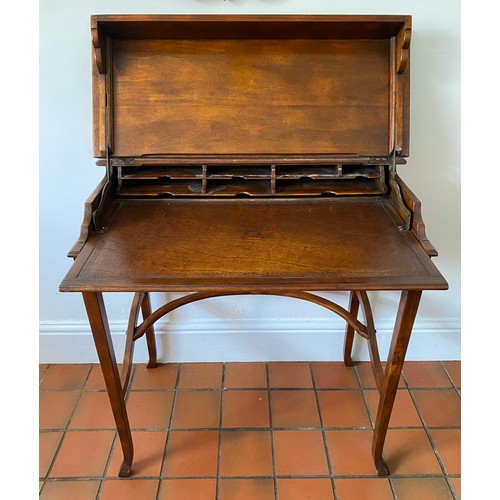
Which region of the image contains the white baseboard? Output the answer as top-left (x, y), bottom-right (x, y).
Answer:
top-left (39, 318), bottom-right (460, 363)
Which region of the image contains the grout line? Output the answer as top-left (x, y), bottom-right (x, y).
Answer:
top-left (266, 363), bottom-right (279, 500)
top-left (39, 363), bottom-right (50, 386)
top-left (352, 361), bottom-right (372, 391)
top-left (440, 360), bottom-right (461, 399)
top-left (96, 443), bottom-right (115, 498)
top-left (158, 362), bottom-right (182, 482)
top-left (42, 423), bottom-right (456, 434)
top-left (215, 363), bottom-right (226, 500)
top-left (309, 362), bottom-right (338, 500)
top-left (41, 472), bottom-right (458, 482)
top-left (388, 470), bottom-right (398, 500)
top-left (40, 386), bottom-right (389, 393)
top-left (389, 479), bottom-right (398, 500)
top-left (354, 365), bottom-right (375, 429)
top-left (44, 423), bottom-right (460, 433)
top-left (447, 477), bottom-right (461, 500)
top-left (444, 476), bottom-right (460, 500)
top-left (389, 477), bottom-right (399, 500)
top-left (397, 386), bottom-right (459, 392)
top-left (95, 432), bottom-right (116, 500)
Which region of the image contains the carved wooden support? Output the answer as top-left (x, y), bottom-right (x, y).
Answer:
top-left (388, 170), bottom-right (412, 231)
top-left (395, 174), bottom-right (438, 257)
top-left (92, 27), bottom-right (106, 74)
top-left (91, 23), bottom-right (110, 156)
top-left (93, 68), bottom-right (107, 157)
top-left (67, 177), bottom-right (107, 258)
top-left (92, 171), bottom-right (116, 233)
top-left (396, 25), bottom-right (411, 74)
top-left (67, 175), bottom-right (119, 259)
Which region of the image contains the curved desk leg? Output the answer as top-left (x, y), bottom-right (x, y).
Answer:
top-left (372, 290), bottom-right (422, 476)
top-left (343, 291), bottom-right (360, 366)
top-left (141, 292), bottom-right (157, 369)
top-left (82, 292), bottom-right (134, 477)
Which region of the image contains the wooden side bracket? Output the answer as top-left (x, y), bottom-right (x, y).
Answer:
top-left (67, 174), bottom-right (119, 259)
top-left (92, 27), bottom-right (106, 74)
top-left (396, 25), bottom-right (411, 74)
top-left (67, 177), bottom-right (107, 258)
top-left (395, 174), bottom-right (439, 257)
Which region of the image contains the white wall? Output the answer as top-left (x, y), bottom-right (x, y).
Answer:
top-left (39, 0), bottom-right (461, 362)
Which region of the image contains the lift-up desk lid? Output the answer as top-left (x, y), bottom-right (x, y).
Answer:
top-left (90, 14), bottom-right (411, 158)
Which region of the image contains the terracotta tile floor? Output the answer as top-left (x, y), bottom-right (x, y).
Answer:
top-left (39, 361), bottom-right (460, 499)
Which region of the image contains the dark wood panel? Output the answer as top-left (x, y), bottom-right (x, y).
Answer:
top-left (113, 40), bottom-right (388, 106)
top-left (112, 39), bottom-right (390, 156)
top-left (276, 179), bottom-right (384, 195)
top-left (93, 14), bottom-right (410, 40)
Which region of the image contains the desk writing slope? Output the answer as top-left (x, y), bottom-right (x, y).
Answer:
top-left (60, 15), bottom-right (447, 478)
top-left (60, 198), bottom-right (446, 292)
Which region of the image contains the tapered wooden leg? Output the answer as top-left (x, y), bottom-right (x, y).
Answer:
top-left (82, 292), bottom-right (134, 477)
top-left (343, 291), bottom-right (360, 366)
top-left (141, 292), bottom-right (157, 368)
top-left (372, 290), bottom-right (422, 476)
top-left (358, 291), bottom-right (384, 393)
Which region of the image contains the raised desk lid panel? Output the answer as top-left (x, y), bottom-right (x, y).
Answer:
top-left (91, 15), bottom-right (411, 158)
top-left (112, 39), bottom-right (390, 156)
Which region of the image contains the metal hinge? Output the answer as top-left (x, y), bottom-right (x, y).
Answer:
top-left (111, 158), bottom-right (136, 167)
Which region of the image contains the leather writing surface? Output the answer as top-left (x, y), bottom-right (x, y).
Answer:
top-left (60, 198), bottom-right (447, 292)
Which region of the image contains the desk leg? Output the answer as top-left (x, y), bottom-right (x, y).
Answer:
top-left (141, 292), bottom-right (157, 369)
top-left (343, 291), bottom-right (360, 366)
top-left (372, 290), bottom-right (422, 476)
top-left (82, 292), bottom-right (134, 477)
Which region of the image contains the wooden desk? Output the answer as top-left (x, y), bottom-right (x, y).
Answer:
top-left (60, 14), bottom-right (448, 477)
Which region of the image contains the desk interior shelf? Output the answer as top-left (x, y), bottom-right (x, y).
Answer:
top-left (116, 162), bottom-right (387, 197)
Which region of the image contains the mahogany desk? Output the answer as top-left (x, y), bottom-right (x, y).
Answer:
top-left (60, 15), bottom-right (448, 477)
